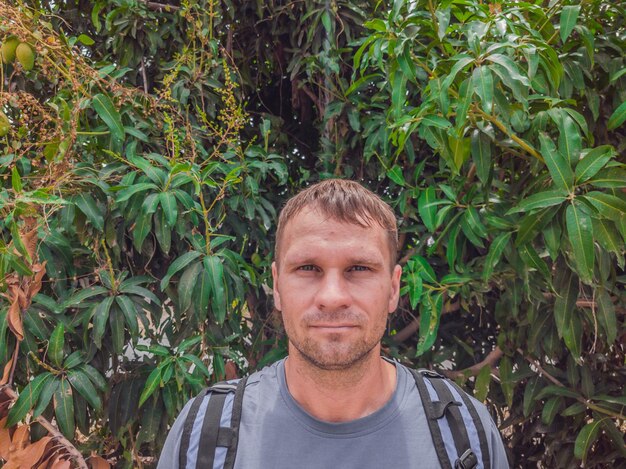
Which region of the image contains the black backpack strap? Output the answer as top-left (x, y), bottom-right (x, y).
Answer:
top-left (411, 369), bottom-right (453, 469)
top-left (196, 384), bottom-right (233, 467)
top-left (223, 376), bottom-right (248, 469)
top-left (447, 379), bottom-right (491, 469)
top-left (412, 369), bottom-right (484, 469)
top-left (179, 389), bottom-right (210, 468)
top-left (428, 378), bottom-right (475, 469)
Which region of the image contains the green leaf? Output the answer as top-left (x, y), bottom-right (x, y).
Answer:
top-left (539, 132), bottom-right (574, 192)
top-left (592, 219), bottom-right (623, 261)
top-left (160, 250), bottom-right (202, 290)
top-left (607, 101), bottom-right (626, 130)
top-left (63, 351), bottom-right (86, 369)
top-left (418, 187), bottom-right (437, 232)
top-left (68, 369), bottom-right (102, 410)
top-left (482, 232), bottom-right (512, 281)
top-left (178, 261), bottom-right (203, 312)
top-left (116, 295), bottom-right (139, 337)
top-left (7, 373), bottom-right (54, 426)
top-left (575, 146), bottom-right (615, 183)
top-left (93, 296), bottom-right (114, 349)
top-left (596, 289), bottom-right (617, 344)
top-left (448, 135), bottom-right (470, 171)
top-left (474, 365), bottom-right (491, 402)
top-left (33, 376), bottom-right (60, 418)
top-left (566, 202), bottom-right (594, 284)
top-left (557, 114), bottom-right (581, 166)
top-left (472, 66), bottom-right (494, 113)
top-left (54, 378), bottom-right (75, 438)
top-left (11, 166), bottom-right (22, 192)
top-left (48, 322), bottom-right (65, 368)
top-left (77, 364), bottom-right (107, 392)
top-left (159, 191), bottom-right (178, 226)
top-left (541, 396), bottom-right (563, 425)
top-left (77, 34), bottom-right (95, 46)
top-left (416, 292), bottom-right (443, 356)
top-left (470, 130), bottom-right (491, 184)
top-left (412, 256), bottom-right (437, 284)
top-left (507, 190), bottom-right (567, 214)
top-left (386, 165), bottom-right (405, 186)
top-left (204, 255), bottom-right (226, 323)
top-left (115, 182), bottom-right (159, 203)
top-left (74, 193), bottom-right (104, 231)
top-left (536, 385), bottom-right (580, 400)
top-left (154, 207), bottom-right (172, 255)
top-left (132, 210), bottom-right (152, 251)
top-left (523, 376), bottom-right (542, 417)
top-left (499, 355), bottom-right (514, 407)
top-left (574, 419), bottom-right (602, 463)
top-left (588, 168), bottom-right (626, 188)
top-left (485, 54), bottom-right (529, 85)
top-left (194, 267), bottom-right (212, 319)
top-left (110, 307), bottom-right (125, 355)
top-left (560, 5), bottom-right (581, 43)
top-left (139, 367), bottom-right (162, 407)
top-left (601, 419), bottom-right (626, 458)
top-left (92, 93), bottom-right (125, 143)
top-left (516, 206), bottom-right (559, 247)
top-left (118, 284), bottom-right (161, 305)
top-left (554, 268), bottom-right (578, 340)
top-left (583, 191), bottom-right (626, 223)
top-left (518, 244), bottom-right (550, 278)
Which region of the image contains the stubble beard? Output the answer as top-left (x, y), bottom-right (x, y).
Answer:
top-left (285, 310), bottom-right (387, 371)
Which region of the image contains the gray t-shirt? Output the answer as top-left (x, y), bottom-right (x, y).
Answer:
top-left (158, 359), bottom-right (509, 468)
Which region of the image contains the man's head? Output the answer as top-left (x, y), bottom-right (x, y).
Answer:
top-left (272, 179), bottom-right (402, 371)
top-left (274, 179), bottom-right (398, 268)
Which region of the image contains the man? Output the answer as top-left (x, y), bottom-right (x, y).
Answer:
top-left (159, 179), bottom-right (509, 468)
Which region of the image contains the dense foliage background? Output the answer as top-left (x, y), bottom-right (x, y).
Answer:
top-left (0, 0), bottom-right (624, 467)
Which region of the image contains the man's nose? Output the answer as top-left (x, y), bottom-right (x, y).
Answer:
top-left (315, 271), bottom-right (351, 311)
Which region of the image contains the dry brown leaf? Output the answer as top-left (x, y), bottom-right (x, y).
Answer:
top-left (7, 295), bottom-right (24, 341)
top-left (27, 261), bottom-right (47, 301)
top-left (88, 455), bottom-right (111, 469)
top-left (11, 424), bottom-right (30, 451)
top-left (6, 436), bottom-right (52, 468)
top-left (20, 226), bottom-right (39, 261)
top-left (225, 360), bottom-right (238, 380)
top-left (50, 457), bottom-right (71, 469)
top-left (0, 416), bottom-right (12, 459)
top-left (1, 359), bottom-right (12, 386)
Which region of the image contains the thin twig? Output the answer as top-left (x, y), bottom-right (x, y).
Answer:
top-left (442, 347), bottom-right (504, 380)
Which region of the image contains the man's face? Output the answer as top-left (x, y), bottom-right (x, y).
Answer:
top-left (272, 208), bottom-right (402, 370)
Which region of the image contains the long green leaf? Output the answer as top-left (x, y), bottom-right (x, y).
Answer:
top-left (592, 218), bottom-right (623, 259)
top-left (541, 396), bottom-right (563, 425)
top-left (54, 378), bottom-right (75, 438)
top-left (596, 288), bottom-right (617, 344)
top-left (588, 168), bottom-right (626, 188)
top-left (68, 369), bottom-right (102, 410)
top-left (204, 255), bottom-right (226, 323)
top-left (472, 66), bottom-right (493, 113)
top-left (7, 373), bottom-right (54, 426)
top-left (539, 132), bottom-right (574, 192)
top-left (515, 206), bottom-right (558, 246)
top-left (507, 190), bottom-right (567, 214)
top-left (139, 367), bottom-right (162, 407)
top-left (48, 322), bottom-right (65, 368)
top-left (560, 5), bottom-right (581, 43)
top-left (93, 296), bottom-right (114, 349)
top-left (470, 129), bottom-right (491, 184)
top-left (418, 187), bottom-right (437, 232)
top-left (482, 232), bottom-right (512, 281)
top-left (574, 419), bottom-right (602, 463)
top-left (33, 376), bottom-right (60, 418)
top-left (178, 261), bottom-right (203, 312)
top-left (607, 101), bottom-right (626, 130)
top-left (62, 286), bottom-right (108, 310)
top-left (557, 114), bottom-right (581, 166)
top-left (92, 93), bottom-right (125, 142)
top-left (554, 268), bottom-right (578, 340)
top-left (74, 193), bottom-right (104, 231)
top-left (116, 295), bottom-right (139, 336)
top-left (416, 292), bottom-right (443, 356)
top-left (583, 191), bottom-right (626, 223)
top-left (159, 191), bottom-right (178, 227)
top-left (575, 146), bottom-right (615, 183)
top-left (566, 201), bottom-right (594, 284)
top-left (518, 243), bottom-right (550, 279)
top-left (160, 250), bottom-right (203, 290)
top-left (193, 267), bottom-right (213, 320)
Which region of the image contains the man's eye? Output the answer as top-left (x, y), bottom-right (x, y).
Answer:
top-left (350, 265), bottom-right (370, 272)
top-left (298, 265), bottom-right (317, 271)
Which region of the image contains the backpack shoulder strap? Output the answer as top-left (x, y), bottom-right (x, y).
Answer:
top-left (179, 376), bottom-right (249, 469)
top-left (410, 368), bottom-right (487, 469)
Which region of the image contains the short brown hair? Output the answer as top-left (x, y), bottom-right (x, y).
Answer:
top-left (275, 179), bottom-right (398, 266)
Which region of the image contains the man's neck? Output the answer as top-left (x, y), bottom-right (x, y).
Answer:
top-left (283, 352), bottom-right (397, 422)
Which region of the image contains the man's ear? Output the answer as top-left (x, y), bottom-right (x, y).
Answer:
top-left (271, 261), bottom-right (282, 311)
top-left (388, 264), bottom-right (402, 314)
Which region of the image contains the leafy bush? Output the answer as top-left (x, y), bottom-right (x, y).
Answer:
top-left (0, 0), bottom-right (624, 467)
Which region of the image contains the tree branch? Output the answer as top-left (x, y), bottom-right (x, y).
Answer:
top-left (392, 300), bottom-right (460, 343)
top-left (442, 347), bottom-right (503, 380)
top-left (137, 0), bottom-right (180, 12)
